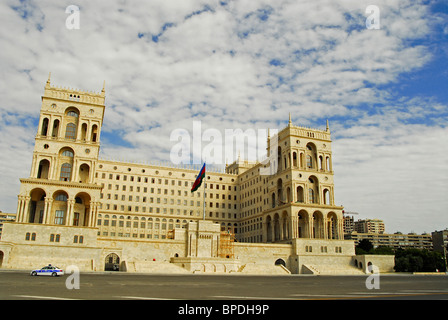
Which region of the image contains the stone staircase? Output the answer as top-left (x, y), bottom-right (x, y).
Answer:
top-left (127, 260), bottom-right (190, 274)
top-left (302, 264), bottom-right (365, 275)
top-left (237, 263), bottom-right (291, 275)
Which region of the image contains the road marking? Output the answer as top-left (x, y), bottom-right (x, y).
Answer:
top-left (211, 295), bottom-right (298, 300)
top-left (399, 289), bottom-right (448, 293)
top-left (117, 296), bottom-right (181, 300)
top-left (308, 292), bottom-right (448, 300)
top-left (346, 292), bottom-right (401, 295)
top-left (291, 294), bottom-right (362, 297)
top-left (13, 295), bottom-right (81, 300)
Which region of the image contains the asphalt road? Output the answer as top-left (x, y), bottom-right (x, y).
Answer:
top-left (0, 270), bottom-right (447, 301)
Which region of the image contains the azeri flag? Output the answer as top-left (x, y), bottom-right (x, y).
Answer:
top-left (191, 163), bottom-right (206, 192)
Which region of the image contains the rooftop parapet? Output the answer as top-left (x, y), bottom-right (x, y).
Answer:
top-left (43, 73), bottom-right (105, 106)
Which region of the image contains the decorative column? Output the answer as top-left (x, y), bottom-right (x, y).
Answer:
top-left (16, 196), bottom-right (24, 222)
top-left (21, 196), bottom-right (31, 223)
top-left (89, 202), bottom-right (99, 227)
top-left (323, 218), bottom-right (328, 240)
top-left (338, 219), bottom-right (344, 240)
top-left (48, 155), bottom-right (56, 180)
top-left (66, 199), bottom-right (75, 226)
top-left (88, 161), bottom-right (95, 184)
top-left (86, 121), bottom-right (92, 142)
top-left (30, 154), bottom-right (38, 178)
top-left (279, 217), bottom-right (284, 240)
top-left (72, 159), bottom-right (78, 182)
top-left (88, 202), bottom-right (94, 227)
top-left (308, 214), bottom-right (314, 239)
top-left (291, 215), bottom-right (298, 239)
top-left (43, 197), bottom-right (53, 225)
top-left (88, 202), bottom-right (97, 227)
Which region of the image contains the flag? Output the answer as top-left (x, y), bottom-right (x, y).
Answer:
top-left (191, 163), bottom-right (206, 192)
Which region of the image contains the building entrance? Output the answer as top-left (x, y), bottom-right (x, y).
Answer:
top-left (105, 253), bottom-right (120, 271)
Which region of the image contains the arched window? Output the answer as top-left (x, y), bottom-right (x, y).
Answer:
top-left (37, 159), bottom-right (50, 179)
top-left (323, 189), bottom-right (331, 205)
top-left (65, 123), bottom-right (77, 140)
top-left (91, 124), bottom-right (98, 142)
top-left (61, 150), bottom-right (74, 157)
top-left (41, 118), bottom-right (49, 136)
top-left (81, 123), bottom-right (88, 141)
top-left (52, 119), bottom-right (60, 138)
top-left (55, 193), bottom-right (67, 201)
top-left (67, 110), bottom-right (79, 117)
top-left (78, 163), bottom-right (90, 183)
top-left (60, 163), bottom-right (72, 181)
top-left (296, 186), bottom-right (304, 203)
top-left (306, 143), bottom-right (317, 169)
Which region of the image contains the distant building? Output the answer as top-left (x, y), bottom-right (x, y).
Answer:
top-left (346, 232), bottom-right (433, 250)
top-left (0, 212), bottom-right (16, 239)
top-left (432, 229), bottom-right (448, 254)
top-left (343, 215), bottom-right (355, 234)
top-left (343, 217), bottom-right (385, 235)
top-left (354, 219), bottom-right (385, 234)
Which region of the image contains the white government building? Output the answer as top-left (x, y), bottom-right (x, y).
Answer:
top-left (0, 76), bottom-right (394, 274)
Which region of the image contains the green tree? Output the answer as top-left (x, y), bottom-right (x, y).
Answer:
top-left (356, 239), bottom-right (373, 254)
top-left (394, 248), bottom-right (446, 272)
top-left (395, 256), bottom-right (410, 272)
top-left (372, 246), bottom-right (394, 255)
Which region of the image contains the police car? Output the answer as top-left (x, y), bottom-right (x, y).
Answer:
top-left (30, 265), bottom-right (64, 277)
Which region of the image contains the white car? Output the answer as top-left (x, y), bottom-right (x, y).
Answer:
top-left (30, 265), bottom-right (64, 277)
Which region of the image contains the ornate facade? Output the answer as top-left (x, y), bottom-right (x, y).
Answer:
top-left (0, 77), bottom-right (390, 274)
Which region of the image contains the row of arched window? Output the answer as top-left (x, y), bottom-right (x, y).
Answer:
top-left (24, 188), bottom-right (93, 227)
top-left (39, 107), bottom-right (99, 143)
top-left (276, 142), bottom-right (332, 173)
top-left (36, 147), bottom-right (90, 183)
top-left (271, 177), bottom-right (332, 208)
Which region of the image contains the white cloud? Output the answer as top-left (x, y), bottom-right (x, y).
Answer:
top-left (332, 103), bottom-right (448, 233)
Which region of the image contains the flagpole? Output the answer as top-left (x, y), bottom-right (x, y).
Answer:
top-left (203, 165), bottom-right (206, 220)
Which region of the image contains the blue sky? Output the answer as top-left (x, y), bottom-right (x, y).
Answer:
top-left (0, 0), bottom-right (447, 234)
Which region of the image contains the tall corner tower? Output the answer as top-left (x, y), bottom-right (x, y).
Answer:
top-left (263, 116), bottom-right (344, 242)
top-left (15, 74), bottom-right (105, 227)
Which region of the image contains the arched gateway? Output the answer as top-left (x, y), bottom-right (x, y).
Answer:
top-left (105, 253), bottom-right (120, 271)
